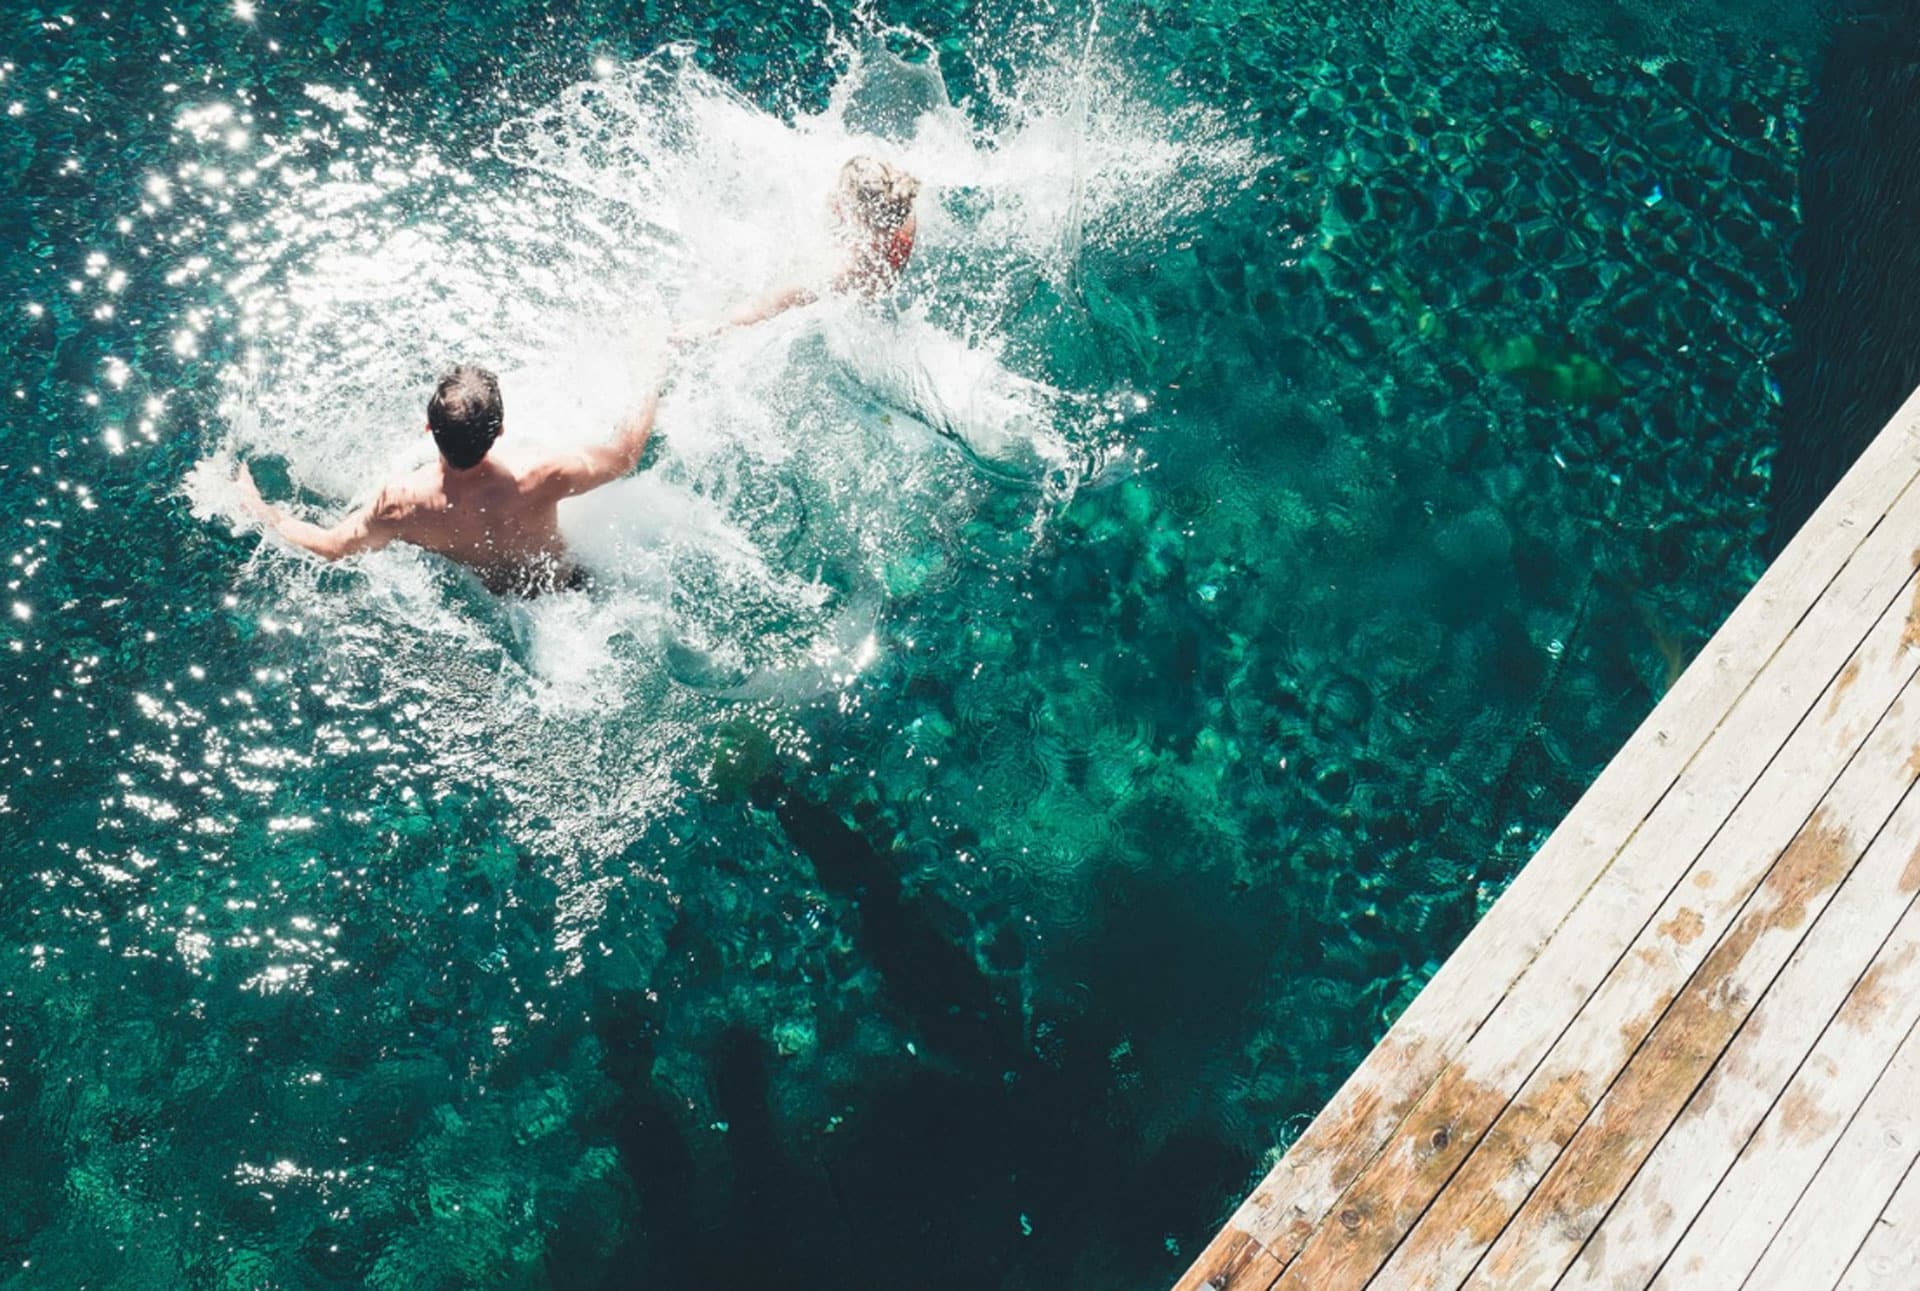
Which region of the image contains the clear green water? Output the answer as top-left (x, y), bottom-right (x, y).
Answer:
top-left (0, 0), bottom-right (1811, 1286)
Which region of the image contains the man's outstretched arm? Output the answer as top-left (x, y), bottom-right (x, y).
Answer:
top-left (234, 464), bottom-right (396, 561)
top-left (539, 357), bottom-right (665, 498)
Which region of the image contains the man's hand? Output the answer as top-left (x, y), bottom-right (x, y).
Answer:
top-left (233, 462), bottom-right (275, 524)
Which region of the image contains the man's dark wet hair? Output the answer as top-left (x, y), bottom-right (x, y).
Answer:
top-left (426, 365), bottom-right (504, 470)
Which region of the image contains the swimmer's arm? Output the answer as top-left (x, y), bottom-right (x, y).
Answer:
top-left (671, 285), bottom-right (817, 344)
top-left (538, 380), bottom-right (661, 497)
top-left (234, 464), bottom-right (396, 561)
top-left (728, 283), bottom-right (817, 326)
top-left (675, 217), bottom-right (914, 341)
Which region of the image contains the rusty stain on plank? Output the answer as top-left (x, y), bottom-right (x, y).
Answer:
top-left (1232, 1033), bottom-right (1446, 1264)
top-left (1171, 1228), bottom-right (1284, 1291)
top-left (1468, 811), bottom-right (1858, 1285)
top-left (1831, 658), bottom-right (1862, 715)
top-left (1265, 1065), bottom-right (1521, 1288)
top-left (1774, 1084), bottom-right (1842, 1146)
top-left (1657, 908), bottom-right (1705, 946)
top-left (1366, 1068), bottom-right (1600, 1284)
top-left (1843, 944), bottom-right (1919, 1032)
top-left (1761, 813), bottom-right (1854, 935)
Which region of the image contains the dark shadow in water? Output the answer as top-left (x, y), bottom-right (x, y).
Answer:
top-left (589, 779), bottom-right (1262, 1288)
top-left (587, 990), bottom-right (702, 1288)
top-left (1767, 0), bottom-right (1920, 554)
top-left (769, 787), bottom-right (1026, 1069)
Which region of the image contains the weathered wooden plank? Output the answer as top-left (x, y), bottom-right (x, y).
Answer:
top-left (1835, 1154), bottom-right (1920, 1290)
top-left (1729, 1013), bottom-right (1920, 1288)
top-left (1266, 505), bottom-right (1920, 1289)
top-left (1436, 742), bottom-right (1920, 1289)
top-left (1464, 706), bottom-right (1920, 1288)
top-left (1171, 1227), bottom-right (1285, 1291)
top-left (1650, 962), bottom-right (1920, 1284)
top-left (1202, 391), bottom-right (1920, 1282)
top-left (1562, 792), bottom-right (1920, 1288)
top-left (1369, 589), bottom-right (1920, 1291)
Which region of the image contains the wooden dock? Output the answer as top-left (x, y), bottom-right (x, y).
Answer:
top-left (1178, 389), bottom-right (1920, 1290)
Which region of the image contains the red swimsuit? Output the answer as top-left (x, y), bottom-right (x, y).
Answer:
top-left (882, 224), bottom-right (915, 274)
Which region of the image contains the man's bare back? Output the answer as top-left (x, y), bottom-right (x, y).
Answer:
top-left (231, 362), bottom-right (660, 595)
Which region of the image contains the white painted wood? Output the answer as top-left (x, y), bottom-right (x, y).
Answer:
top-left (1563, 809), bottom-right (1920, 1291)
top-left (1425, 668), bottom-right (1920, 1290)
top-left (1451, 676), bottom-right (1920, 1291)
top-left (1273, 534), bottom-right (1920, 1289)
top-left (1466, 693), bottom-right (1920, 1286)
top-left (1651, 984), bottom-right (1920, 1289)
top-left (1732, 1015), bottom-right (1920, 1289)
top-left (1835, 1154), bottom-right (1920, 1290)
top-left (1222, 391), bottom-right (1920, 1272)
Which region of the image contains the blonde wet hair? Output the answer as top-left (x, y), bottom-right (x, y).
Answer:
top-left (838, 156), bottom-right (920, 234)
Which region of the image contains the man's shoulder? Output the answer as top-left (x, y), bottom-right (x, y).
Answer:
top-left (369, 470), bottom-right (443, 524)
top-left (510, 452), bottom-right (580, 496)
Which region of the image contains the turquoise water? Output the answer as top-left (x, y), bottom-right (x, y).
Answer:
top-left (1, 0), bottom-right (1816, 1286)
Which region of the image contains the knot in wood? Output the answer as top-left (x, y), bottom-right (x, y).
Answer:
top-left (1430, 1126), bottom-right (1451, 1151)
top-left (1339, 1207), bottom-right (1362, 1231)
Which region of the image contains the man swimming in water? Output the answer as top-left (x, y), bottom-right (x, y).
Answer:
top-left (675, 156), bottom-right (921, 339)
top-left (229, 360), bottom-right (660, 595)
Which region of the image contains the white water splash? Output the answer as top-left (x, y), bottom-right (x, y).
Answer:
top-left (179, 21), bottom-right (1254, 865)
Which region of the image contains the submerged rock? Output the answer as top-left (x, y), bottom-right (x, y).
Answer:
top-left (1473, 333), bottom-right (1626, 406)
